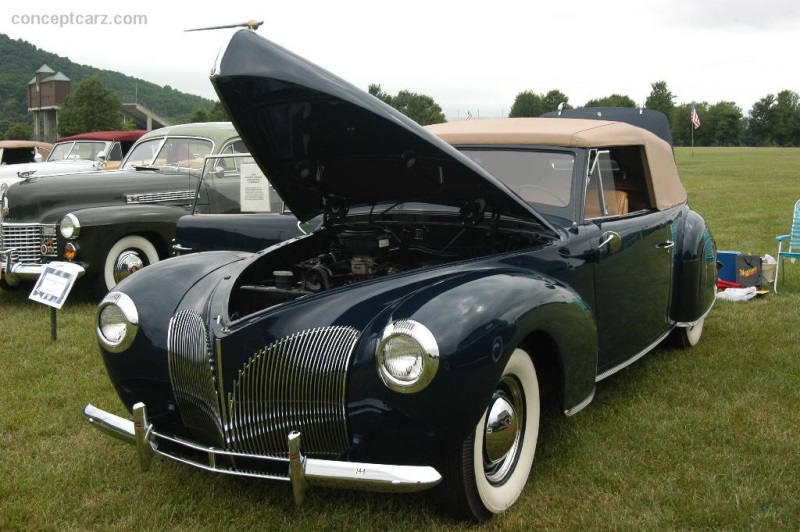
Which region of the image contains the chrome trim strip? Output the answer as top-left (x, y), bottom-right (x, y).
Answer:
top-left (564, 387), bottom-right (595, 416)
top-left (595, 328), bottom-right (673, 382)
top-left (126, 190), bottom-right (196, 204)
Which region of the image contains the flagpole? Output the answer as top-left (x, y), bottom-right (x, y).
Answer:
top-left (691, 120), bottom-right (694, 157)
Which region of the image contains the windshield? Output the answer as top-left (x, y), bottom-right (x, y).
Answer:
top-left (122, 137), bottom-right (214, 171)
top-left (459, 149), bottom-right (575, 219)
top-left (47, 141), bottom-right (109, 162)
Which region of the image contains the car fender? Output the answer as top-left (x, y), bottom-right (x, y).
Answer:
top-left (174, 212), bottom-right (306, 255)
top-left (671, 209), bottom-right (717, 323)
top-left (66, 204), bottom-right (192, 275)
top-left (351, 268), bottom-right (597, 458)
top-left (101, 251), bottom-right (252, 415)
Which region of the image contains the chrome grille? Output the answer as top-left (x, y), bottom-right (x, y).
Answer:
top-left (227, 326), bottom-right (358, 458)
top-left (0, 223), bottom-right (56, 266)
top-left (167, 310), bottom-right (225, 447)
top-left (167, 312), bottom-right (358, 459)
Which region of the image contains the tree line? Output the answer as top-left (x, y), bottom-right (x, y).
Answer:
top-left (3, 70), bottom-right (797, 149)
top-left (508, 81), bottom-right (800, 147)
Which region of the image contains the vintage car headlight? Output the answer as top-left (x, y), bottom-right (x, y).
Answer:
top-left (60, 213), bottom-right (81, 238)
top-left (376, 319), bottom-right (439, 393)
top-left (97, 292), bottom-right (138, 353)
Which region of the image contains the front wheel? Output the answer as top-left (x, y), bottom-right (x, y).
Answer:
top-left (102, 235), bottom-right (160, 293)
top-left (436, 348), bottom-right (540, 521)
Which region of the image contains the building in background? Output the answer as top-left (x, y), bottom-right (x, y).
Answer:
top-left (27, 64), bottom-right (71, 143)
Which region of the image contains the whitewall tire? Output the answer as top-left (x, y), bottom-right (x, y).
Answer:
top-left (674, 317), bottom-right (704, 349)
top-left (436, 348), bottom-right (540, 521)
top-left (102, 236), bottom-right (160, 293)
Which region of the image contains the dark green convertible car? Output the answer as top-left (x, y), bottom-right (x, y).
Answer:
top-left (83, 30), bottom-right (716, 521)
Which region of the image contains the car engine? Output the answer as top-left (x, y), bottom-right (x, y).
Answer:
top-left (229, 221), bottom-right (541, 318)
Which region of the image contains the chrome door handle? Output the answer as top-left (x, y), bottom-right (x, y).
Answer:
top-left (656, 241), bottom-right (675, 249)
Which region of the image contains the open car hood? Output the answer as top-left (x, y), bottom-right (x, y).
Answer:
top-left (211, 30), bottom-right (554, 233)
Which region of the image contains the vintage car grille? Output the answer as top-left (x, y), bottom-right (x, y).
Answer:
top-left (168, 310), bottom-right (358, 459)
top-left (167, 311), bottom-right (225, 446)
top-left (0, 223), bottom-right (57, 266)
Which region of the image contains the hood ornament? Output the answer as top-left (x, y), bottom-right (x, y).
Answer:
top-left (186, 19), bottom-right (264, 32)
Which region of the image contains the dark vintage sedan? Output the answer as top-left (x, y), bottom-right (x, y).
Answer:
top-left (83, 30), bottom-right (717, 521)
top-left (0, 122), bottom-right (243, 293)
top-left (172, 152), bottom-right (308, 256)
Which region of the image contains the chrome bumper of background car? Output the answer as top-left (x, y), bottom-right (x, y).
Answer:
top-left (2, 249), bottom-right (85, 284)
top-left (83, 402), bottom-right (442, 503)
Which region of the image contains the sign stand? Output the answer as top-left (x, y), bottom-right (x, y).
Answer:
top-left (28, 263), bottom-right (81, 341)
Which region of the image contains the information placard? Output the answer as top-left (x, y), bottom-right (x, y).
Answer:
top-left (240, 162), bottom-right (272, 212)
top-left (29, 264), bottom-right (80, 309)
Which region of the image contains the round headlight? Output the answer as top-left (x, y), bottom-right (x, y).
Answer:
top-left (97, 291), bottom-right (138, 353)
top-left (60, 213), bottom-right (81, 239)
top-left (376, 320), bottom-right (439, 393)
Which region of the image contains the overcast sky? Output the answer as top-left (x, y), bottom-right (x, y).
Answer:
top-left (2, 0), bottom-right (798, 119)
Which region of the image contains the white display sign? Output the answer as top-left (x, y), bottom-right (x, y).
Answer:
top-left (29, 264), bottom-right (80, 309)
top-left (239, 162), bottom-right (272, 212)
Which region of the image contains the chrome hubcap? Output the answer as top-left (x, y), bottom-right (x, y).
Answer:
top-left (114, 250), bottom-right (144, 283)
top-left (483, 376), bottom-right (524, 485)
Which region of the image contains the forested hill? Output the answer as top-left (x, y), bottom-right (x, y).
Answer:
top-left (0, 33), bottom-right (214, 126)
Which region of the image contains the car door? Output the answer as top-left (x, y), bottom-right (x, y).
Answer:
top-left (583, 149), bottom-right (675, 376)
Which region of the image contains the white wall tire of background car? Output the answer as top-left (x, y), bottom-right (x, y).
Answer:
top-left (436, 347), bottom-right (540, 521)
top-left (103, 235), bottom-right (160, 292)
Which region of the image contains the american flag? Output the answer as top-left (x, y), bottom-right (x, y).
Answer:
top-left (690, 104), bottom-right (701, 129)
top-left (466, 111), bottom-right (473, 121)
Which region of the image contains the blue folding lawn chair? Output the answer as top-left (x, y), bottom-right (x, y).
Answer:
top-left (774, 199), bottom-right (800, 292)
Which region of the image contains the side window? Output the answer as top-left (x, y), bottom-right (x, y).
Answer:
top-left (154, 138), bottom-right (213, 170)
top-left (584, 147), bottom-right (652, 220)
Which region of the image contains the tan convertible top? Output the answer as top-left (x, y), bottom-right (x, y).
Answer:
top-left (0, 140), bottom-right (53, 149)
top-left (426, 118), bottom-right (687, 210)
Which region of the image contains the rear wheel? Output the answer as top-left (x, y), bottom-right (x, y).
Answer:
top-left (672, 318), bottom-right (704, 349)
top-left (102, 235), bottom-right (160, 293)
top-left (436, 348), bottom-right (540, 521)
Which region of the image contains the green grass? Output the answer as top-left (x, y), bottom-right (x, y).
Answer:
top-left (2, 147), bottom-right (800, 530)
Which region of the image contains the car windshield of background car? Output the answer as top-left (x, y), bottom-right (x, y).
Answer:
top-left (122, 137), bottom-right (213, 171)
top-left (47, 141), bottom-right (108, 162)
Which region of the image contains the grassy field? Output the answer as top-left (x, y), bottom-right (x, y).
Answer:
top-left (1, 147), bottom-right (799, 530)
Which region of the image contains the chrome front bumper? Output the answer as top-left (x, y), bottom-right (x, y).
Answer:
top-left (2, 249), bottom-right (85, 285)
top-left (83, 403), bottom-right (442, 503)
